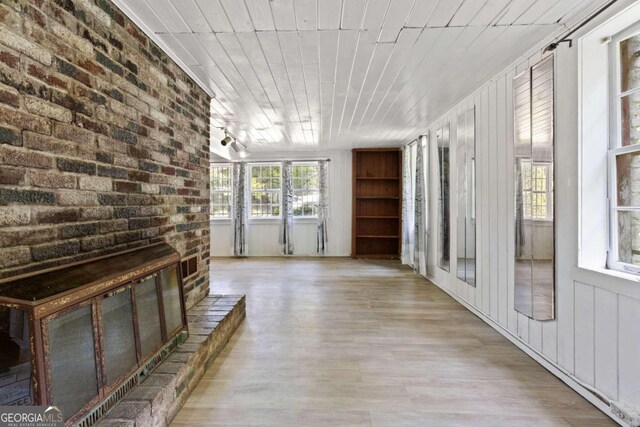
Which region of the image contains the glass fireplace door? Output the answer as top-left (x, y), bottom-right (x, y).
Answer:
top-left (160, 266), bottom-right (184, 337)
top-left (46, 303), bottom-right (99, 421)
top-left (101, 287), bottom-right (137, 387)
top-left (134, 276), bottom-right (163, 358)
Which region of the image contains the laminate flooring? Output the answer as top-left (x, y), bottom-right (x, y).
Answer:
top-left (172, 258), bottom-right (614, 427)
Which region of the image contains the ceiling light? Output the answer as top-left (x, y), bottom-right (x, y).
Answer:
top-left (220, 129), bottom-right (234, 146)
top-left (232, 141), bottom-right (249, 158)
top-left (217, 128), bottom-right (249, 158)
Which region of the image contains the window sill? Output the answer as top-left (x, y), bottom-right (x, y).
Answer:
top-left (249, 218), bottom-right (281, 224)
top-left (210, 218), bottom-right (232, 224)
top-left (247, 217), bottom-right (319, 224)
top-left (574, 264), bottom-right (640, 300)
top-left (293, 217), bottom-right (318, 223)
top-left (522, 219), bottom-right (553, 225)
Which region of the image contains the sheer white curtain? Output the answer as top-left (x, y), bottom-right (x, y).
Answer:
top-left (419, 134), bottom-right (430, 276)
top-left (232, 162), bottom-right (248, 256)
top-left (402, 137), bottom-right (429, 274)
top-left (317, 160), bottom-right (329, 254)
top-left (280, 161), bottom-right (294, 255)
top-left (414, 139), bottom-right (425, 272)
top-left (402, 143), bottom-right (416, 266)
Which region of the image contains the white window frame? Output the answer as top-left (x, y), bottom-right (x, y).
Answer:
top-left (210, 163), bottom-right (232, 220)
top-left (249, 163), bottom-right (282, 219)
top-left (608, 21), bottom-right (640, 275)
top-left (292, 162), bottom-right (320, 219)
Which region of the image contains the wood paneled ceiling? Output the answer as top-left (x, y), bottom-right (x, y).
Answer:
top-left (113, 0), bottom-right (600, 151)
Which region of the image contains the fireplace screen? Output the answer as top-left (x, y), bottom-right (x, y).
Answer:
top-left (0, 244), bottom-right (188, 425)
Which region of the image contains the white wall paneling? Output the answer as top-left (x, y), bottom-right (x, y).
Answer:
top-left (418, 1), bottom-right (640, 423)
top-left (619, 295), bottom-right (640, 410)
top-left (112, 0), bottom-right (606, 151)
top-left (594, 287), bottom-right (618, 400)
top-left (211, 150), bottom-right (352, 257)
top-left (574, 281), bottom-right (595, 385)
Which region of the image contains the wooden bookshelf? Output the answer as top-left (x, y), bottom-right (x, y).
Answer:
top-left (352, 148), bottom-right (402, 259)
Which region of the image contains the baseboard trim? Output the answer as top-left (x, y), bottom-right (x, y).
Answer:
top-left (209, 255), bottom-right (352, 259)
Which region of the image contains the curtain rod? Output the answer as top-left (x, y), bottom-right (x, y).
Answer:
top-left (544, 0), bottom-right (618, 52)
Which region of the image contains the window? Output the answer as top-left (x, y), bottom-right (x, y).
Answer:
top-left (292, 163), bottom-right (319, 217)
top-left (521, 162), bottom-right (553, 221)
top-left (250, 164), bottom-right (281, 218)
top-left (210, 165), bottom-right (232, 219)
top-left (609, 23), bottom-right (640, 274)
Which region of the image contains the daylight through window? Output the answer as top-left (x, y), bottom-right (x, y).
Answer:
top-left (210, 165), bottom-right (232, 219)
top-left (609, 23), bottom-right (640, 273)
top-left (250, 165), bottom-right (281, 218)
top-left (292, 164), bottom-right (320, 217)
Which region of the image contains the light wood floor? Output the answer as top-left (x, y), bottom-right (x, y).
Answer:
top-left (172, 258), bottom-right (614, 427)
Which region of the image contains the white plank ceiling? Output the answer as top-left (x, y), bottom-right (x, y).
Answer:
top-left (114, 0), bottom-right (602, 151)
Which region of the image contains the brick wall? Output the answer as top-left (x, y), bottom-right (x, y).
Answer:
top-left (0, 0), bottom-right (211, 308)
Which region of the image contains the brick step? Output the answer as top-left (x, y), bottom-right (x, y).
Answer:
top-left (97, 294), bottom-right (246, 427)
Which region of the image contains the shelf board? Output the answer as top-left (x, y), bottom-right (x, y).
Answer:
top-left (353, 254), bottom-right (400, 259)
top-left (356, 216), bottom-right (399, 219)
top-left (356, 177), bottom-right (400, 180)
top-left (356, 196), bottom-right (399, 200)
top-left (356, 235), bottom-right (400, 239)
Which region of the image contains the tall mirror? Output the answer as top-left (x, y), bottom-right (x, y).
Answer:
top-left (513, 55), bottom-right (555, 321)
top-left (456, 107), bottom-right (476, 286)
top-left (437, 124), bottom-right (451, 272)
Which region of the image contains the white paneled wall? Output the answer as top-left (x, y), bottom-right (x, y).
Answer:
top-left (419, 0), bottom-right (640, 421)
top-left (211, 150), bottom-right (351, 257)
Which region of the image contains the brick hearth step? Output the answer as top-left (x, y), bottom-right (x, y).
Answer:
top-left (97, 294), bottom-right (246, 427)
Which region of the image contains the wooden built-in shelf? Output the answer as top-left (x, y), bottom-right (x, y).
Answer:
top-left (353, 254), bottom-right (399, 259)
top-left (355, 176), bottom-right (400, 180)
top-left (352, 148), bottom-right (402, 259)
top-left (356, 196), bottom-right (399, 200)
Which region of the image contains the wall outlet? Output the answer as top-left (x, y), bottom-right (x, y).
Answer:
top-left (611, 402), bottom-right (640, 427)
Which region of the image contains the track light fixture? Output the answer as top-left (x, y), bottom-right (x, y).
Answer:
top-left (231, 141), bottom-right (249, 158)
top-left (230, 140), bottom-right (245, 152)
top-left (220, 129), bottom-right (234, 147)
top-left (218, 128), bottom-right (249, 158)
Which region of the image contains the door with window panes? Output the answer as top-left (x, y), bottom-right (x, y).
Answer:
top-left (610, 24), bottom-right (640, 273)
